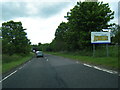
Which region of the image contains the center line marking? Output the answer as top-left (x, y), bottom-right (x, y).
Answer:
top-left (0, 70), bottom-right (18, 83)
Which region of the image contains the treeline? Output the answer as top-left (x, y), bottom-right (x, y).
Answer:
top-left (1, 20), bottom-right (31, 56)
top-left (35, 1), bottom-right (119, 52)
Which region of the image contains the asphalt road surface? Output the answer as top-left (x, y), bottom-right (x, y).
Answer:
top-left (2, 54), bottom-right (119, 88)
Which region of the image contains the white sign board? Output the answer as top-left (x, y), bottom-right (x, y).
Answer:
top-left (91, 32), bottom-right (111, 44)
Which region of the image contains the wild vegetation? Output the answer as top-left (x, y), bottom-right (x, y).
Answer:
top-left (33, 1), bottom-right (119, 52)
top-left (2, 53), bottom-right (33, 73)
top-left (1, 1), bottom-right (119, 73)
top-left (1, 21), bottom-right (33, 73)
top-left (1, 20), bottom-right (31, 55)
top-left (32, 1), bottom-right (119, 70)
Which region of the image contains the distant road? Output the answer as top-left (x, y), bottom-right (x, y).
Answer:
top-left (2, 54), bottom-right (118, 88)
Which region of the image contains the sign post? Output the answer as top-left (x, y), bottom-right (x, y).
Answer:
top-left (91, 32), bottom-right (111, 57)
top-left (93, 44), bottom-right (95, 57)
top-left (106, 44), bottom-right (109, 57)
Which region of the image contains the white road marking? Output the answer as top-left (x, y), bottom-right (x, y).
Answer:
top-left (93, 66), bottom-right (114, 74)
top-left (18, 66), bottom-right (24, 70)
top-left (0, 60), bottom-right (32, 83)
top-left (83, 63), bottom-right (92, 67)
top-left (46, 59), bottom-right (48, 61)
top-left (101, 69), bottom-right (112, 73)
top-left (83, 63), bottom-right (118, 75)
top-left (93, 66), bottom-right (103, 71)
top-left (0, 70), bottom-right (18, 83)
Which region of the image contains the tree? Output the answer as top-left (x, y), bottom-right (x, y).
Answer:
top-left (38, 42), bottom-right (41, 46)
top-left (55, 22), bottom-right (68, 39)
top-left (64, 1), bottom-right (115, 50)
top-left (111, 25), bottom-right (120, 45)
top-left (53, 22), bottom-right (68, 51)
top-left (2, 20), bottom-right (31, 55)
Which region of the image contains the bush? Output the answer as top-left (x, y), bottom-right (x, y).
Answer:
top-left (2, 54), bottom-right (22, 63)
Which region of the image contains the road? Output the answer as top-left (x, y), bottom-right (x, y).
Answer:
top-left (2, 54), bottom-right (119, 88)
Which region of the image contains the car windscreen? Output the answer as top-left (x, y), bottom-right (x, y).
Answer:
top-left (37, 51), bottom-right (42, 54)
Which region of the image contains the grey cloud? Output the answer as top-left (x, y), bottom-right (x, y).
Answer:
top-left (38, 2), bottom-right (71, 18)
top-left (118, 1), bottom-right (120, 25)
top-left (104, 2), bottom-right (118, 24)
top-left (118, 2), bottom-right (120, 17)
top-left (1, 2), bottom-right (71, 21)
top-left (109, 2), bottom-right (118, 18)
top-left (2, 2), bottom-right (28, 20)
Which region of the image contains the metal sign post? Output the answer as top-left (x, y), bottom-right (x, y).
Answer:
top-left (93, 44), bottom-right (95, 57)
top-left (91, 32), bottom-right (111, 57)
top-left (106, 44), bottom-right (109, 57)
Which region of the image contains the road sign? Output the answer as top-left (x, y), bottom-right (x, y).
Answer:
top-left (91, 32), bottom-right (111, 44)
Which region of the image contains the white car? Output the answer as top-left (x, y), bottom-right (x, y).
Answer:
top-left (36, 51), bottom-right (44, 57)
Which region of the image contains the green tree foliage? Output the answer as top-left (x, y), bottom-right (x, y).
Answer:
top-left (55, 22), bottom-right (68, 39)
top-left (50, 1), bottom-right (114, 52)
top-left (37, 1), bottom-right (115, 52)
top-left (111, 25), bottom-right (120, 45)
top-left (32, 43), bottom-right (52, 52)
top-left (0, 29), bottom-right (2, 55)
top-left (1, 20), bottom-right (31, 55)
top-left (38, 42), bottom-right (41, 46)
top-left (64, 1), bottom-right (114, 50)
top-left (52, 22), bottom-right (68, 51)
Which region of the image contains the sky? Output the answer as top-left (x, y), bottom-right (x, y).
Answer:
top-left (0, 0), bottom-right (119, 44)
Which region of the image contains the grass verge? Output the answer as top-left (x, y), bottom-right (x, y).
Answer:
top-left (0, 55), bottom-right (1, 74)
top-left (2, 53), bottom-right (34, 74)
top-left (45, 52), bottom-right (118, 70)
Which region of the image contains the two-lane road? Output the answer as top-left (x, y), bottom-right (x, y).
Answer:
top-left (2, 54), bottom-right (119, 88)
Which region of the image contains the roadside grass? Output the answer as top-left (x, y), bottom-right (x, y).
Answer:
top-left (45, 46), bottom-right (119, 70)
top-left (0, 54), bottom-right (2, 74)
top-left (2, 53), bottom-right (34, 74)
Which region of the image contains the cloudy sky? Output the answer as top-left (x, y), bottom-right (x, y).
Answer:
top-left (1, 0), bottom-right (119, 44)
